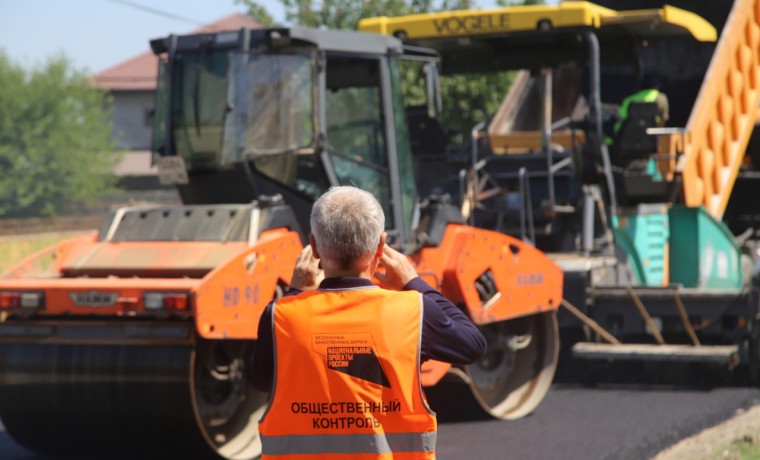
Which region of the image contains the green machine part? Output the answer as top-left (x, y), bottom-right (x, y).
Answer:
top-left (613, 204), bottom-right (670, 287)
top-left (614, 204), bottom-right (744, 289)
top-left (668, 205), bottom-right (743, 290)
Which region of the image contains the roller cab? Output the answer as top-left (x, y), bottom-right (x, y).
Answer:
top-left (147, 24), bottom-right (564, 419)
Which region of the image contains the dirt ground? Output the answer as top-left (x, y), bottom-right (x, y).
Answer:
top-left (653, 404), bottom-right (760, 459)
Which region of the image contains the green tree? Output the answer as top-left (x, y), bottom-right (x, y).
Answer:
top-left (239, 0), bottom-right (543, 30)
top-left (498, 0), bottom-right (545, 5)
top-left (235, 0), bottom-right (276, 27)
top-left (0, 52), bottom-right (120, 218)
top-left (238, 0), bottom-right (422, 29)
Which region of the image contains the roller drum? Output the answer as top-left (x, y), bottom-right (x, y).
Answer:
top-left (467, 311), bottom-right (559, 420)
top-left (0, 337), bottom-right (266, 459)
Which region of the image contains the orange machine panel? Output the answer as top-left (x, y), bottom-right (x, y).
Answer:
top-left (2, 232), bottom-right (97, 280)
top-left (194, 229), bottom-right (302, 340)
top-left (413, 224), bottom-right (563, 325)
top-left (0, 277), bottom-right (200, 316)
top-left (489, 130), bottom-right (586, 154)
top-left (61, 241), bottom-right (249, 278)
top-left (420, 360), bottom-right (452, 387)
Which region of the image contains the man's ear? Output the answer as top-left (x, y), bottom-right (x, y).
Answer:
top-left (309, 234), bottom-right (321, 259)
top-left (375, 232), bottom-right (387, 258)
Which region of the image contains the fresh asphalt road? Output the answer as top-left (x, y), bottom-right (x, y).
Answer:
top-left (2, 382), bottom-right (759, 460)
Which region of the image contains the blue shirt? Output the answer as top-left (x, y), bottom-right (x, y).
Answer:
top-left (248, 276), bottom-right (487, 392)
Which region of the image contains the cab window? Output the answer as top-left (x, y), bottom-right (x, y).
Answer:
top-left (325, 56), bottom-right (393, 227)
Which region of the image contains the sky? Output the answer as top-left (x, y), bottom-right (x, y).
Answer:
top-left (0, 0), bottom-right (283, 74)
top-left (0, 0), bottom-right (529, 75)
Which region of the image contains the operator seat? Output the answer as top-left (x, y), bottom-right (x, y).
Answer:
top-left (405, 105), bottom-right (448, 156)
top-left (611, 102), bottom-right (659, 166)
top-left (610, 102), bottom-right (673, 204)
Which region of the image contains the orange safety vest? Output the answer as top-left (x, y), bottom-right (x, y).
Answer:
top-left (259, 286), bottom-right (437, 459)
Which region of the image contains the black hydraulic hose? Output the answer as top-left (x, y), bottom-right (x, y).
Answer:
top-left (242, 159), bottom-right (261, 199)
top-left (164, 34), bottom-right (178, 157)
top-left (583, 30), bottom-right (617, 219)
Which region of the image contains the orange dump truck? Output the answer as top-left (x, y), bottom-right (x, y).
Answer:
top-left (0, 26), bottom-right (562, 459)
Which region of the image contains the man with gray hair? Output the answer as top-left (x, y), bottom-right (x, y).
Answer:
top-left (310, 185), bottom-right (387, 273)
top-left (250, 186), bottom-right (486, 459)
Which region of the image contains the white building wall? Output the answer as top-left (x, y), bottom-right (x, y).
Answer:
top-left (110, 90), bottom-right (155, 150)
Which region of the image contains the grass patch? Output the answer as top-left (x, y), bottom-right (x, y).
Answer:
top-left (709, 434), bottom-right (760, 460)
top-left (0, 234), bottom-right (79, 273)
top-left (732, 436), bottom-right (760, 460)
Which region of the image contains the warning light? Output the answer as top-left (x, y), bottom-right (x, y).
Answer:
top-left (0, 293), bottom-right (20, 309)
top-left (0, 291), bottom-right (43, 309)
top-left (143, 292), bottom-right (189, 311)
